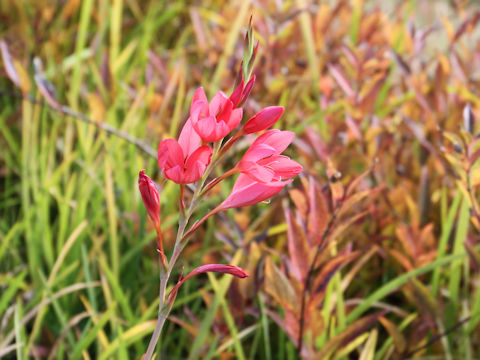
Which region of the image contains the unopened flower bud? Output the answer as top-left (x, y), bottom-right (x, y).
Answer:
top-left (243, 106), bottom-right (284, 134)
top-left (138, 170), bottom-right (161, 227)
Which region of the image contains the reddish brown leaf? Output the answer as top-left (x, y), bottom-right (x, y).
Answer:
top-left (328, 63), bottom-right (355, 98)
top-left (288, 188), bottom-right (308, 218)
top-left (265, 257), bottom-right (299, 313)
top-left (307, 178), bottom-right (329, 245)
top-left (310, 251), bottom-right (360, 307)
top-left (285, 206), bottom-right (310, 283)
top-left (337, 186), bottom-right (383, 219)
top-left (388, 249), bottom-right (414, 272)
top-left (379, 316), bottom-right (407, 354)
top-left (305, 126), bottom-right (328, 161)
top-left (395, 224), bottom-right (417, 260)
top-left (341, 44), bottom-right (359, 69)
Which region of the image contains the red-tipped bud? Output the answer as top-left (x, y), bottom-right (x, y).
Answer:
top-left (243, 106), bottom-right (284, 134)
top-left (238, 75), bottom-right (255, 108)
top-left (229, 79), bottom-right (244, 108)
top-left (138, 170), bottom-right (161, 227)
top-left (167, 264), bottom-right (248, 301)
top-left (187, 264), bottom-right (249, 279)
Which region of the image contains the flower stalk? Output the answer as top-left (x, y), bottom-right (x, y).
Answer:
top-left (140, 22), bottom-right (302, 359)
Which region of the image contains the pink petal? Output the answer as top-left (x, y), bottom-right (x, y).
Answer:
top-left (216, 99), bottom-right (233, 125)
top-left (240, 143), bottom-right (277, 164)
top-left (226, 108), bottom-right (243, 130)
top-left (193, 115), bottom-right (220, 141)
top-left (229, 80), bottom-right (244, 107)
top-left (190, 99), bottom-right (209, 119)
top-left (183, 145), bottom-right (212, 183)
top-left (219, 174), bottom-right (292, 209)
top-left (158, 139), bottom-right (184, 169)
top-left (185, 145), bottom-right (212, 169)
top-left (208, 121), bottom-right (231, 142)
top-left (182, 161), bottom-right (204, 184)
top-left (243, 106), bottom-right (284, 134)
top-left (209, 91), bottom-right (229, 115)
top-left (240, 162), bottom-right (275, 183)
top-left (178, 118), bottom-right (202, 158)
top-left (164, 165), bottom-right (184, 184)
top-left (231, 172), bottom-right (257, 192)
top-left (253, 130), bottom-right (295, 154)
top-left (192, 87), bottom-right (208, 106)
top-left (260, 155), bottom-right (304, 179)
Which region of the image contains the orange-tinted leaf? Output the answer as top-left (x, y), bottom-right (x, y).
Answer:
top-left (265, 257), bottom-right (299, 312)
top-left (311, 251), bottom-right (360, 307)
top-left (329, 210), bottom-right (368, 244)
top-left (345, 113), bottom-right (362, 140)
top-left (305, 127), bottom-right (328, 161)
top-left (395, 224), bottom-right (416, 259)
top-left (341, 44), bottom-right (359, 69)
top-left (285, 206), bottom-right (310, 283)
top-left (358, 78), bottom-right (386, 114)
top-left (440, 15), bottom-right (455, 42)
top-left (328, 63), bottom-right (355, 97)
top-left (388, 249), bottom-right (414, 271)
top-left (338, 186), bottom-right (383, 219)
top-left (379, 316), bottom-right (406, 353)
top-left (288, 188), bottom-right (308, 218)
top-left (307, 178), bottom-right (329, 245)
top-left (307, 302), bottom-right (325, 340)
top-left (450, 50), bottom-right (467, 83)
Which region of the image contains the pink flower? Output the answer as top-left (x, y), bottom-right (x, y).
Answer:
top-left (190, 87), bottom-right (243, 142)
top-left (243, 106), bottom-right (284, 134)
top-left (218, 174), bottom-right (293, 210)
top-left (237, 130), bottom-right (303, 183)
top-left (138, 170), bottom-right (161, 226)
top-left (157, 119), bottom-right (212, 184)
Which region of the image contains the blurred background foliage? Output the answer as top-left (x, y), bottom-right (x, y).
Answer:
top-left (1, 0), bottom-right (480, 359)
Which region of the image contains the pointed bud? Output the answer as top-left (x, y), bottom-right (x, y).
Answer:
top-left (230, 79), bottom-right (244, 108)
top-left (187, 264), bottom-right (249, 279)
top-left (238, 75), bottom-right (255, 108)
top-left (138, 170), bottom-right (161, 227)
top-left (243, 106), bottom-right (284, 134)
top-left (167, 264), bottom-right (248, 301)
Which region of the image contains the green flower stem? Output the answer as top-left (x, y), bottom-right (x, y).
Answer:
top-left (144, 140), bottom-right (224, 359)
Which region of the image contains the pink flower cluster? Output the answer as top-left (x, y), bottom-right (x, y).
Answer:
top-left (154, 83), bottom-right (302, 209)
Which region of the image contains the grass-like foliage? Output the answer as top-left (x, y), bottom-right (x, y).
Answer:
top-left (1, 0), bottom-right (480, 359)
